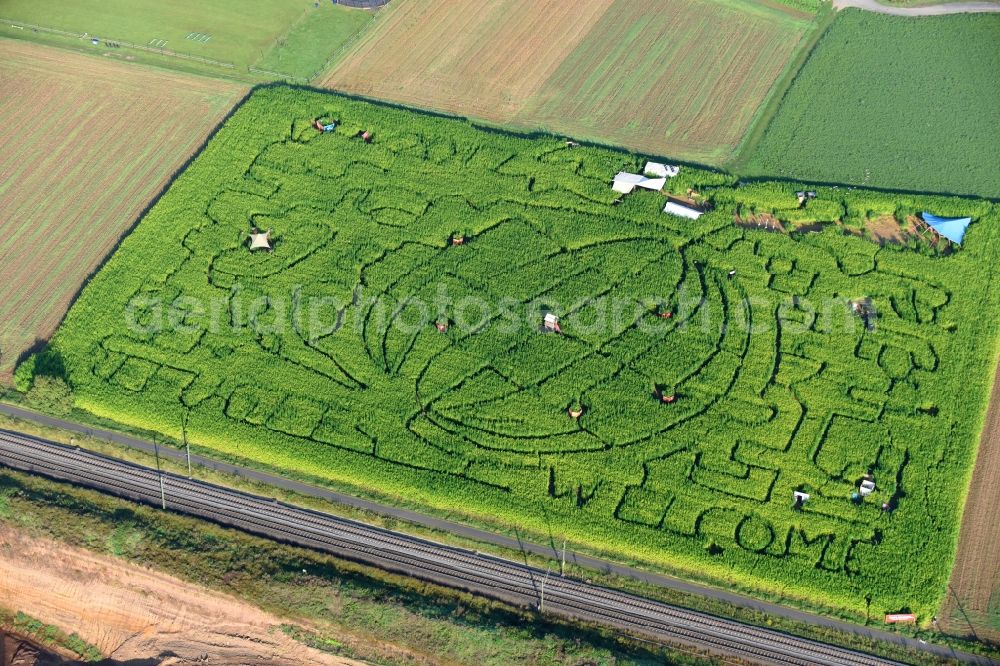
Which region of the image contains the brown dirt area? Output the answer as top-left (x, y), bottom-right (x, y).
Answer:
top-left (0, 525), bottom-right (364, 666)
top-left (940, 361), bottom-right (1000, 641)
top-left (865, 214), bottom-right (908, 245)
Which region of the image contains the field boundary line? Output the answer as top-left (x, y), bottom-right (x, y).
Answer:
top-left (0, 400), bottom-right (991, 665)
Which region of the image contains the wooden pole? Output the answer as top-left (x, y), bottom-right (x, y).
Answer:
top-left (539, 566), bottom-right (551, 611)
top-left (154, 440), bottom-right (166, 510)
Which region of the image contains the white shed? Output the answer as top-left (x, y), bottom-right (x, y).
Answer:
top-left (644, 162), bottom-right (680, 178)
top-left (248, 228), bottom-right (272, 251)
top-left (663, 201), bottom-right (703, 220)
top-left (613, 172), bottom-right (666, 194)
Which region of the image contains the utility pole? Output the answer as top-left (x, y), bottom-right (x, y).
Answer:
top-left (560, 536), bottom-right (567, 577)
top-left (154, 439), bottom-right (166, 510)
top-left (183, 413), bottom-right (192, 478)
top-left (538, 565), bottom-right (551, 612)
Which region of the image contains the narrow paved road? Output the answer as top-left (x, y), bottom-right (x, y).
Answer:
top-left (0, 402), bottom-right (989, 665)
top-left (0, 429), bottom-right (906, 666)
top-left (834, 0), bottom-right (1000, 15)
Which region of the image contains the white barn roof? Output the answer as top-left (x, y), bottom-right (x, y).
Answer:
top-left (613, 172), bottom-right (666, 194)
top-left (663, 201), bottom-right (702, 220)
top-left (644, 162), bottom-right (680, 178)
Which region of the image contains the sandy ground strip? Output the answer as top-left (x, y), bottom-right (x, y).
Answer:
top-left (0, 524), bottom-right (364, 665)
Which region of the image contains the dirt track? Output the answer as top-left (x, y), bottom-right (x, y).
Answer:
top-left (0, 525), bottom-right (363, 666)
top-left (941, 362), bottom-right (1000, 641)
top-left (833, 0), bottom-right (1000, 15)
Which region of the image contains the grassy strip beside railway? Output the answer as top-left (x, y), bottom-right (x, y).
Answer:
top-left (0, 403), bottom-right (989, 665)
top-left (0, 465), bottom-right (726, 666)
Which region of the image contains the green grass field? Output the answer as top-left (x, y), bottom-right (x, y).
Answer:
top-left (741, 11), bottom-right (1000, 198)
top-left (34, 86), bottom-right (1000, 620)
top-left (0, 0), bottom-right (371, 79)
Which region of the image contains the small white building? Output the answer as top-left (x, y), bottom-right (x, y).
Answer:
top-left (612, 172), bottom-right (666, 194)
top-left (663, 201), bottom-right (703, 220)
top-left (543, 313), bottom-right (560, 332)
top-left (644, 162), bottom-right (680, 178)
top-left (859, 479), bottom-right (876, 497)
top-left (248, 228), bottom-right (272, 251)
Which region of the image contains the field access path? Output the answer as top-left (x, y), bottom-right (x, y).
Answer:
top-left (0, 402), bottom-right (992, 665)
top-left (834, 0), bottom-right (1000, 15)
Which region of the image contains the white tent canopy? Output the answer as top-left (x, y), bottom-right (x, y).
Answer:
top-left (644, 162), bottom-right (680, 178)
top-left (612, 172), bottom-right (666, 194)
top-left (248, 229), bottom-right (272, 251)
top-left (663, 201), bottom-right (702, 220)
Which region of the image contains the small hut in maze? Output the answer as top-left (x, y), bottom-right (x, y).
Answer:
top-left (612, 172), bottom-right (666, 195)
top-left (796, 191), bottom-right (817, 207)
top-left (644, 161), bottom-right (680, 178)
top-left (543, 312), bottom-right (561, 333)
top-left (248, 227), bottom-right (272, 252)
top-left (859, 477), bottom-right (876, 497)
top-left (663, 195), bottom-right (704, 220)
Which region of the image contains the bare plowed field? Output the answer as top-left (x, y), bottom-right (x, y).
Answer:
top-left (0, 40), bottom-right (246, 382)
top-left (940, 360), bottom-right (1000, 641)
top-left (321, 0), bottom-right (813, 163)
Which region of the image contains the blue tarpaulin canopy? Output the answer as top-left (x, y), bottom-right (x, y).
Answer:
top-left (922, 213), bottom-right (972, 245)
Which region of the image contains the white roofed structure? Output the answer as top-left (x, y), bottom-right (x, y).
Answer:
top-left (644, 162), bottom-right (680, 178)
top-left (248, 228), bottom-right (272, 251)
top-left (663, 201), bottom-right (703, 220)
top-left (612, 172), bottom-right (666, 194)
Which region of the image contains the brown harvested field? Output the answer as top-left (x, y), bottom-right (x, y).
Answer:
top-left (321, 0), bottom-right (814, 164)
top-left (0, 39), bottom-right (247, 383)
top-left (940, 361), bottom-right (1000, 641)
top-left (0, 524), bottom-right (362, 665)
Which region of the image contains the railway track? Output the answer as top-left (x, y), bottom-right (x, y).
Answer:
top-left (0, 429), bottom-right (907, 666)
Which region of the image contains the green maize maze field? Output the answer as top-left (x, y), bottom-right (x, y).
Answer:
top-left (48, 86), bottom-right (1000, 620)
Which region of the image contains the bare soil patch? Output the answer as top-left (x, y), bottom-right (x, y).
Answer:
top-left (866, 214), bottom-right (907, 245)
top-left (0, 525), bottom-right (362, 665)
top-left (940, 361), bottom-right (1000, 641)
